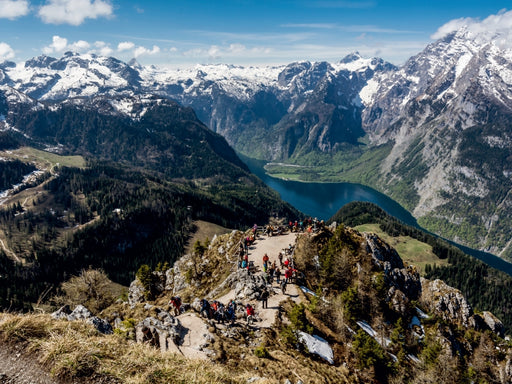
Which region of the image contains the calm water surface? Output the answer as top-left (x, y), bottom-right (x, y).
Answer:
top-left (244, 158), bottom-right (512, 276)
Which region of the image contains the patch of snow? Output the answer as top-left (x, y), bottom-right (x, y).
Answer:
top-left (297, 331), bottom-right (334, 364)
top-left (359, 79), bottom-right (379, 106)
top-left (300, 286), bottom-right (317, 296)
top-left (484, 135), bottom-right (510, 149)
top-left (356, 320), bottom-right (391, 347)
top-left (416, 307), bottom-right (429, 319)
top-left (407, 354), bottom-right (421, 364)
top-left (455, 53), bottom-right (472, 79)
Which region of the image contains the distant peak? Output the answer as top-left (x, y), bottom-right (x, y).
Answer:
top-left (340, 52), bottom-right (362, 64)
top-left (128, 58), bottom-right (141, 68)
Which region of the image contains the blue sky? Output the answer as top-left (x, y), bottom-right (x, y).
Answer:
top-left (0, 0), bottom-right (510, 67)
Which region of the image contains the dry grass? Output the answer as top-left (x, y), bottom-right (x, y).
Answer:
top-left (0, 313), bottom-right (255, 384)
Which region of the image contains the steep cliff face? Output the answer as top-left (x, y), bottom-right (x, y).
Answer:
top-left (356, 29), bottom-right (512, 258)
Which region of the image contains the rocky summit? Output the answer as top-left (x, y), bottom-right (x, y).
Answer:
top-left (1, 223), bottom-right (510, 383)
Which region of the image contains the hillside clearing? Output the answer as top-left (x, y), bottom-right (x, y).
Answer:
top-left (355, 223), bottom-right (449, 273)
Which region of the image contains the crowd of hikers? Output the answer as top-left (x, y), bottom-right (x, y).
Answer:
top-left (168, 219), bottom-right (313, 327)
top-left (262, 217), bottom-right (325, 237)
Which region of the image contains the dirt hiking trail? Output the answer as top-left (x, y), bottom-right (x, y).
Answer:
top-left (176, 231), bottom-right (303, 359)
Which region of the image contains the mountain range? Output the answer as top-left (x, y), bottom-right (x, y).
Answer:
top-left (1, 24), bottom-right (512, 260)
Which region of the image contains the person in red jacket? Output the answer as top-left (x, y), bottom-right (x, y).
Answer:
top-left (246, 303), bottom-right (255, 325)
top-left (285, 267), bottom-right (297, 284)
top-left (169, 296), bottom-right (181, 316)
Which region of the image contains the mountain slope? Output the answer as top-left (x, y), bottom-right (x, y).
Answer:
top-left (2, 219), bottom-right (511, 384)
top-left (358, 29), bottom-right (512, 259)
top-left (1, 52), bottom-right (396, 161)
top-left (0, 87), bottom-right (300, 311)
top-left (3, 27), bottom-right (512, 259)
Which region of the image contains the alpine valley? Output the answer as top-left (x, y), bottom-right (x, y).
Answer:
top-left (4, 16), bottom-right (512, 384)
top-left (1, 23), bottom-right (511, 261)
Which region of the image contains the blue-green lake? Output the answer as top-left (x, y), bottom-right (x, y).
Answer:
top-left (244, 158), bottom-right (512, 276)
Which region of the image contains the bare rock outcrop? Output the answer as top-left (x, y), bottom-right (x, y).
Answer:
top-left (51, 304), bottom-right (113, 334)
top-left (365, 233), bottom-right (404, 271)
top-left (470, 311), bottom-right (505, 338)
top-left (206, 268), bottom-right (268, 300)
top-left (420, 278), bottom-right (473, 327)
top-left (365, 233), bottom-right (422, 308)
top-left (135, 313), bottom-right (184, 353)
top-left (128, 279), bottom-right (147, 306)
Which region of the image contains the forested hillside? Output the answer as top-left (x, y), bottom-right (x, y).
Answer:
top-left (331, 202), bottom-right (512, 331)
top-left (0, 96), bottom-right (299, 312)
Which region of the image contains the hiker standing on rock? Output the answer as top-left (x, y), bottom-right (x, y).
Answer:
top-left (268, 264), bottom-right (275, 284)
top-left (200, 299), bottom-right (211, 319)
top-left (261, 288), bottom-right (269, 309)
top-left (169, 296), bottom-right (181, 316)
top-left (281, 279), bottom-right (287, 294)
top-left (262, 253), bottom-right (269, 273)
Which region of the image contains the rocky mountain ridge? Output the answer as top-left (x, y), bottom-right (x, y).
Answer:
top-left (0, 51), bottom-right (395, 160)
top-left (2, 24), bottom-right (512, 258)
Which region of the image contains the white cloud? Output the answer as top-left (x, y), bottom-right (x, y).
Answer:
top-left (207, 45), bottom-right (220, 59)
top-left (431, 9), bottom-right (512, 49)
top-left (227, 43), bottom-right (245, 54)
top-left (94, 41), bottom-right (113, 56)
top-left (133, 45), bottom-right (160, 57)
top-left (98, 46), bottom-right (113, 56)
top-left (43, 35), bottom-right (69, 54)
top-left (43, 35), bottom-right (115, 56)
top-left (0, 0), bottom-right (29, 19)
top-left (38, 0), bottom-right (113, 26)
top-left (117, 41), bottom-right (135, 52)
top-left (0, 42), bottom-right (15, 60)
top-left (182, 43), bottom-right (273, 62)
top-left (169, 47), bottom-right (178, 53)
top-left (70, 40), bottom-right (90, 51)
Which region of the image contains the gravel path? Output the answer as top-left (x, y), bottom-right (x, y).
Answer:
top-left (175, 231), bottom-right (304, 360)
top-left (0, 342), bottom-right (60, 384)
top-left (243, 232), bottom-right (301, 327)
top-left (213, 232), bottom-right (302, 327)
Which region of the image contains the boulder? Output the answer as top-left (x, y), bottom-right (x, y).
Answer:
top-left (51, 304), bottom-right (71, 320)
top-left (365, 233), bottom-right (421, 301)
top-left (191, 297), bottom-right (202, 313)
top-left (387, 286), bottom-right (409, 315)
top-left (206, 268), bottom-right (267, 300)
top-left (165, 256), bottom-right (190, 294)
top-left (365, 233), bottom-right (404, 271)
top-left (87, 316), bottom-right (113, 334)
top-left (481, 311), bottom-right (505, 338)
top-left (128, 279), bottom-right (146, 306)
top-left (135, 316), bottom-right (184, 353)
top-left (387, 266), bottom-right (421, 300)
top-left (67, 304), bottom-right (93, 321)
